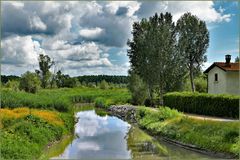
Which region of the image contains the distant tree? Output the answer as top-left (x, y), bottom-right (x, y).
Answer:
top-left (36, 54), bottom-right (54, 88)
top-left (127, 71), bottom-right (147, 105)
top-left (99, 80), bottom-right (109, 89)
top-left (55, 70), bottom-right (64, 88)
top-left (176, 12), bottom-right (209, 92)
top-left (235, 56), bottom-right (239, 62)
top-left (1, 75), bottom-right (20, 84)
top-left (19, 71), bottom-right (41, 93)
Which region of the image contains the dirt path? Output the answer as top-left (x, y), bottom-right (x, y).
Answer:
top-left (184, 113), bottom-right (238, 122)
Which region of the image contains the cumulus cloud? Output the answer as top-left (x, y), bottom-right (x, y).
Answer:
top-left (1, 35), bottom-right (39, 65)
top-left (1, 1), bottom-right (234, 76)
top-left (79, 27), bottom-right (105, 39)
top-left (136, 1), bottom-right (232, 23)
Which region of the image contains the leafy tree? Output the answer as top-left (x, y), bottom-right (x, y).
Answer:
top-left (128, 12), bottom-right (186, 105)
top-left (184, 73), bottom-right (207, 93)
top-left (235, 56), bottom-right (239, 62)
top-left (36, 54), bottom-right (54, 88)
top-left (19, 71), bottom-right (41, 93)
top-left (99, 80), bottom-right (109, 89)
top-left (176, 12), bottom-right (209, 92)
top-left (55, 70), bottom-right (64, 88)
top-left (127, 71), bottom-right (147, 105)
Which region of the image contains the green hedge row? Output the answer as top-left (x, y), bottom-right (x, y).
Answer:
top-left (163, 92), bottom-right (239, 118)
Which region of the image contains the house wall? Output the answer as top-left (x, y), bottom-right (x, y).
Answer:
top-left (208, 66), bottom-right (227, 94)
top-left (226, 71), bottom-right (240, 95)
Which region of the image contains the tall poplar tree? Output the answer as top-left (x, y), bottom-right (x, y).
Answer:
top-left (176, 12), bottom-right (209, 92)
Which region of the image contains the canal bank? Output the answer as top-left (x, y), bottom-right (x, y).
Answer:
top-left (108, 105), bottom-right (238, 159)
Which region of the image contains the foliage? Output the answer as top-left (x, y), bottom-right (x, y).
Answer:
top-left (99, 80), bottom-right (109, 89)
top-left (127, 72), bottom-right (148, 105)
top-left (1, 75), bottom-right (20, 84)
top-left (36, 54), bottom-right (55, 88)
top-left (176, 12), bottom-right (209, 92)
top-left (1, 87), bottom-right (131, 111)
top-left (55, 70), bottom-right (79, 88)
top-left (235, 56), bottom-right (239, 62)
top-left (5, 80), bottom-right (20, 91)
top-left (136, 106), bottom-right (239, 157)
top-left (0, 108), bottom-right (74, 160)
top-left (184, 74), bottom-right (207, 93)
top-left (163, 92), bottom-right (239, 118)
top-left (1, 89), bottom-right (71, 112)
top-left (19, 71), bottom-right (41, 93)
top-left (127, 12), bottom-right (187, 104)
top-left (77, 75), bottom-right (128, 84)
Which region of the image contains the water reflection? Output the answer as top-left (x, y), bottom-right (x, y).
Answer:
top-left (53, 110), bottom-right (131, 159)
top-left (53, 109), bottom-right (217, 160)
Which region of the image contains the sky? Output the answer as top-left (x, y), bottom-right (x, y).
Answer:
top-left (1, 1), bottom-right (239, 76)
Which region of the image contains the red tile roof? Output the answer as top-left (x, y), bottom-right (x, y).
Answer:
top-left (204, 62), bottom-right (239, 73)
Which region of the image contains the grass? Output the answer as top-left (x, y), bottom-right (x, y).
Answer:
top-left (1, 87), bottom-right (131, 111)
top-left (136, 106), bottom-right (239, 157)
top-left (0, 107), bottom-right (74, 160)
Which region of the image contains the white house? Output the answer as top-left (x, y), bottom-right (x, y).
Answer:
top-left (204, 55), bottom-right (239, 95)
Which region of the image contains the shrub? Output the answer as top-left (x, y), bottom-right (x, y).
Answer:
top-left (5, 80), bottom-right (20, 91)
top-left (19, 71), bottom-right (41, 93)
top-left (128, 73), bottom-right (148, 105)
top-left (99, 80), bottom-right (109, 89)
top-left (163, 92), bottom-right (239, 118)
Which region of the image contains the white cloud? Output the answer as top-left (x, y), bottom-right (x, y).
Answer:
top-left (29, 15), bottom-right (47, 31)
top-left (79, 27), bottom-right (105, 39)
top-left (137, 1), bottom-right (232, 23)
top-left (1, 1), bottom-right (235, 76)
top-left (1, 35), bottom-right (39, 65)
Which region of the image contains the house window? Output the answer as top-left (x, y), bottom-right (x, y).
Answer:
top-left (214, 73), bottom-right (218, 81)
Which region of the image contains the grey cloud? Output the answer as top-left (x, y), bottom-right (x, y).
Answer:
top-left (116, 7), bottom-right (128, 16)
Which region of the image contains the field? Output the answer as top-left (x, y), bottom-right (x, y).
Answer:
top-left (1, 87), bottom-right (131, 111)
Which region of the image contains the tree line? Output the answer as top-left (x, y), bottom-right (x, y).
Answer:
top-left (1, 55), bottom-right (128, 93)
top-left (127, 12), bottom-right (209, 105)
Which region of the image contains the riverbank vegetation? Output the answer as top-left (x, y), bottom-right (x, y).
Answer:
top-left (0, 108), bottom-right (74, 159)
top-left (1, 87), bottom-right (130, 111)
top-left (136, 106), bottom-right (239, 157)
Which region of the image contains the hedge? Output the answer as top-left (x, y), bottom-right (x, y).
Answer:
top-left (163, 92), bottom-right (239, 118)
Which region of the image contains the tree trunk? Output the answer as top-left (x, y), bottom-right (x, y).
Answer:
top-left (148, 84), bottom-right (154, 106)
top-left (159, 87), bottom-right (164, 106)
top-left (189, 66), bottom-right (195, 92)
